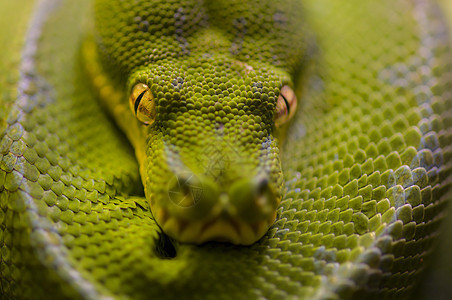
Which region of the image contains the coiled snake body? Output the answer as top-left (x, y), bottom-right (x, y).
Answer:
top-left (0, 0), bottom-right (452, 299)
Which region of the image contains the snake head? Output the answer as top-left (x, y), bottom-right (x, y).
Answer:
top-left (126, 58), bottom-right (297, 245)
top-left (94, 0), bottom-right (305, 245)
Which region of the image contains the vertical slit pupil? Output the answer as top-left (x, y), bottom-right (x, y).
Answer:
top-left (134, 89), bottom-right (147, 115)
top-left (280, 93), bottom-right (290, 115)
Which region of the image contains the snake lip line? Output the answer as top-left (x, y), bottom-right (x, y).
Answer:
top-left (161, 212), bottom-right (275, 245)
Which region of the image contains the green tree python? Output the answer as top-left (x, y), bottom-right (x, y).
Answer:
top-left (1, 0), bottom-right (452, 299)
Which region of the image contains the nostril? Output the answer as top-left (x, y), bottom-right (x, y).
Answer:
top-left (256, 177), bottom-right (270, 195)
top-left (178, 176), bottom-right (191, 195)
top-left (229, 177), bottom-right (278, 222)
top-left (163, 172), bottom-right (219, 220)
top-left (167, 172), bottom-right (202, 208)
top-left (255, 177), bottom-right (274, 210)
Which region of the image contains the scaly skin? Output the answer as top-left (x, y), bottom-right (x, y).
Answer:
top-left (90, 0), bottom-right (306, 245)
top-left (1, 0), bottom-right (452, 299)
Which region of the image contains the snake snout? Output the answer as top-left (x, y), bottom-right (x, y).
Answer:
top-left (149, 137), bottom-right (283, 245)
top-left (154, 168), bottom-right (280, 245)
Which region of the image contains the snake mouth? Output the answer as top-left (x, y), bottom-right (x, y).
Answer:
top-left (151, 173), bottom-right (281, 245)
top-left (157, 207), bottom-right (277, 245)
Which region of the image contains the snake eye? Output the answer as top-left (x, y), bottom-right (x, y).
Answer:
top-left (129, 83), bottom-right (156, 125)
top-left (275, 85), bottom-right (297, 127)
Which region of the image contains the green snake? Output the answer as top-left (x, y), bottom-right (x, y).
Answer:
top-left (1, 0), bottom-right (452, 299)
